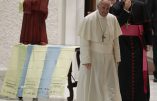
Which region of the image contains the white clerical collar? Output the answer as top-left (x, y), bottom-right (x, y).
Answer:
top-left (97, 10), bottom-right (107, 19)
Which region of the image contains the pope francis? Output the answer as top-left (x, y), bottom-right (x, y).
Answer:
top-left (76, 0), bottom-right (122, 101)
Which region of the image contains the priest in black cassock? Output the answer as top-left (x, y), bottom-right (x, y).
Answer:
top-left (110, 0), bottom-right (152, 101)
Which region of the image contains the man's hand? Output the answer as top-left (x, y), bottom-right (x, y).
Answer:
top-left (146, 45), bottom-right (151, 51)
top-left (83, 63), bottom-right (92, 70)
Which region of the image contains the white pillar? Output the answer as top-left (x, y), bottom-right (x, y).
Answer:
top-left (64, 0), bottom-right (84, 45)
top-left (75, 0), bottom-right (84, 45)
top-left (57, 0), bottom-right (66, 44)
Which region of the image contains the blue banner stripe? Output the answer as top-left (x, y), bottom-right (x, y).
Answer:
top-left (37, 47), bottom-right (61, 98)
top-left (17, 45), bottom-right (33, 97)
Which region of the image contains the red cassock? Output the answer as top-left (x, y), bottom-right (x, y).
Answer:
top-left (20, 0), bottom-right (49, 45)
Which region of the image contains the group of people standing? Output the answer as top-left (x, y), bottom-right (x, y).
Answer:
top-left (77, 0), bottom-right (156, 101)
top-left (18, 0), bottom-right (156, 101)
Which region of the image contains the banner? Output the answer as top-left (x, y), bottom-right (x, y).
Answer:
top-left (0, 44), bottom-right (79, 98)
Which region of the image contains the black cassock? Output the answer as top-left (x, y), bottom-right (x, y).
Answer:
top-left (110, 0), bottom-right (152, 101)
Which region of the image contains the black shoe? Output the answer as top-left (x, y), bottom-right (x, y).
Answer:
top-left (32, 98), bottom-right (38, 101)
top-left (18, 97), bottom-right (23, 101)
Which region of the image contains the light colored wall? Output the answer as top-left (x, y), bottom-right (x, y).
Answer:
top-left (0, 0), bottom-right (84, 70)
top-left (0, 0), bottom-right (23, 70)
top-left (64, 0), bottom-right (84, 45)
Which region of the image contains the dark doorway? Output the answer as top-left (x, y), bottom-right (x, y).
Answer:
top-left (85, 0), bottom-right (96, 16)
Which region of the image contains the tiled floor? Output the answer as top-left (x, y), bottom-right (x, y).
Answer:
top-left (149, 75), bottom-right (157, 101)
top-left (0, 71), bottom-right (156, 101)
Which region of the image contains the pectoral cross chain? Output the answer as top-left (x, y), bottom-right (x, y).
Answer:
top-left (102, 35), bottom-right (106, 42)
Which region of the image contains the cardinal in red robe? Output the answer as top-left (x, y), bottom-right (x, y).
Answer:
top-left (20, 0), bottom-right (49, 45)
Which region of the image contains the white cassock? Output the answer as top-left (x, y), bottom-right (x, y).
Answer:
top-left (76, 10), bottom-right (122, 101)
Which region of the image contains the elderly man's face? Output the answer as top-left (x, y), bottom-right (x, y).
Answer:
top-left (98, 1), bottom-right (111, 17)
